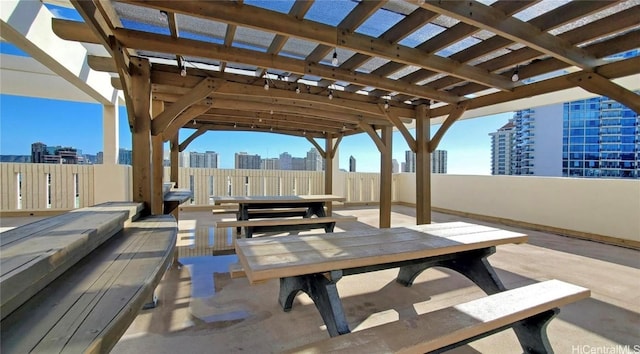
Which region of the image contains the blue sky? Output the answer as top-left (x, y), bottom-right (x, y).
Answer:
top-left (0, 93), bottom-right (511, 174)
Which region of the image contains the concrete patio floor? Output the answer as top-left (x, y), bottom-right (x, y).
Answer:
top-left (25, 206), bottom-right (640, 353)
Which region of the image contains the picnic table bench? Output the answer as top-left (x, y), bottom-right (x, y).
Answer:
top-left (163, 188), bottom-right (192, 220)
top-left (0, 202), bottom-right (177, 353)
top-left (214, 215), bottom-right (358, 238)
top-left (235, 221), bottom-right (590, 352)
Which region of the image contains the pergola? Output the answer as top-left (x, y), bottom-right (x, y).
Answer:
top-left (51, 0), bottom-right (639, 227)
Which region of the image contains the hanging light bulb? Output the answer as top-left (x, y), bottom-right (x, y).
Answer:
top-left (258, 118), bottom-right (262, 122)
top-left (270, 127), bottom-right (274, 132)
top-left (233, 122), bottom-right (237, 128)
top-left (159, 10), bottom-right (168, 21)
top-left (328, 89), bottom-right (333, 100)
top-left (303, 130), bottom-right (306, 135)
top-left (264, 79), bottom-right (269, 90)
top-left (295, 87), bottom-right (301, 94)
top-left (179, 56), bottom-right (187, 77)
top-left (192, 119), bottom-right (196, 125)
top-left (511, 66), bottom-right (519, 82)
top-left (332, 49), bottom-right (339, 66)
top-left (384, 100), bottom-right (389, 110)
top-left (341, 124), bottom-right (346, 132)
top-left (270, 109), bottom-right (274, 115)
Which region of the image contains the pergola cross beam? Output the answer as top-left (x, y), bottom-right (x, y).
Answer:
top-left (567, 72), bottom-right (640, 114)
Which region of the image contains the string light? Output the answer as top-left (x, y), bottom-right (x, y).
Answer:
top-left (159, 10), bottom-right (168, 21)
top-left (384, 100), bottom-right (389, 110)
top-left (332, 49), bottom-right (339, 66)
top-left (192, 119), bottom-right (196, 125)
top-left (295, 87), bottom-right (301, 94)
top-left (341, 124), bottom-right (346, 131)
top-left (264, 79), bottom-right (269, 90)
top-left (180, 57), bottom-right (187, 77)
top-left (511, 66), bottom-right (519, 82)
top-left (328, 89), bottom-right (333, 100)
top-left (270, 109), bottom-right (274, 115)
top-left (233, 123), bottom-right (237, 128)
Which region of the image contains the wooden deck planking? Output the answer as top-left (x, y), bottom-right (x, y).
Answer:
top-left (0, 215), bottom-right (177, 354)
top-left (288, 280), bottom-right (590, 353)
top-left (235, 222), bottom-right (527, 283)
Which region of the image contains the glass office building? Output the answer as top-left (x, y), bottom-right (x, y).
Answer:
top-left (563, 95), bottom-right (639, 178)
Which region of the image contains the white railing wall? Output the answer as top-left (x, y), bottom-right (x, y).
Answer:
top-left (1, 163), bottom-right (94, 209)
top-left (163, 167), bottom-right (326, 204)
top-left (2, 163), bottom-right (638, 243)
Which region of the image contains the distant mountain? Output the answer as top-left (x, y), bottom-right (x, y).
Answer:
top-left (0, 155), bottom-right (31, 163)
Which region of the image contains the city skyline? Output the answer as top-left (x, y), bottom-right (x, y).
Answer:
top-left (0, 94), bottom-right (511, 174)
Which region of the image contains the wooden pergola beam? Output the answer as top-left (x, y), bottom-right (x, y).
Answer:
top-left (430, 56), bottom-right (640, 119)
top-left (379, 104), bottom-right (416, 153)
top-left (113, 27), bottom-right (460, 104)
top-left (88, 55), bottom-right (116, 73)
top-left (151, 78), bottom-right (219, 135)
top-left (163, 102), bottom-right (213, 141)
top-left (429, 102), bottom-right (468, 152)
top-left (358, 122), bottom-right (386, 154)
top-left (120, 0), bottom-right (514, 91)
top-left (178, 127), bottom-right (206, 152)
top-left (305, 137), bottom-right (326, 159)
top-left (567, 72), bottom-right (640, 114)
top-left (415, 0), bottom-right (599, 69)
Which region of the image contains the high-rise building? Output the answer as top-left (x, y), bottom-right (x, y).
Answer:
top-left (491, 94), bottom-right (638, 179)
top-left (189, 151), bottom-right (218, 168)
top-left (489, 120), bottom-right (516, 175)
top-left (349, 155), bottom-right (356, 172)
top-left (235, 152), bottom-right (261, 169)
top-left (431, 150), bottom-right (447, 174)
top-left (31, 142), bottom-right (46, 163)
top-left (118, 148), bottom-right (132, 165)
top-left (261, 158), bottom-right (279, 170)
top-left (96, 152), bottom-right (104, 164)
top-left (392, 159), bottom-right (399, 173)
top-left (306, 148), bottom-right (323, 171)
top-left (404, 150), bottom-right (416, 172)
top-left (403, 150), bottom-right (448, 173)
top-left (279, 152), bottom-right (292, 170)
top-left (31, 142), bottom-right (80, 164)
top-left (563, 96), bottom-right (638, 178)
top-left (291, 157), bottom-right (306, 171)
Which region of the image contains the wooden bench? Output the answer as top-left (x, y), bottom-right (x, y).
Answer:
top-left (163, 188), bottom-right (192, 220)
top-left (215, 215), bottom-right (358, 238)
top-left (0, 203), bottom-right (177, 353)
top-left (288, 279), bottom-right (590, 353)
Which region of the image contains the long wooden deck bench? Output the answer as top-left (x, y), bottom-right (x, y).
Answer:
top-left (214, 215), bottom-right (358, 238)
top-left (0, 201), bottom-right (143, 319)
top-left (0, 204), bottom-right (177, 353)
top-left (288, 279), bottom-right (590, 353)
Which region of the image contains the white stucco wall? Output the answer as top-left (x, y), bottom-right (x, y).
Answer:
top-left (394, 173), bottom-right (640, 242)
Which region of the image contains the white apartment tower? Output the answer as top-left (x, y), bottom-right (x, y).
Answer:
top-left (489, 120), bottom-right (515, 175)
top-left (431, 150), bottom-right (447, 174)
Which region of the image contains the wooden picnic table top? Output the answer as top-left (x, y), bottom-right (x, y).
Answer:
top-left (235, 222), bottom-right (528, 284)
top-left (211, 195), bottom-right (346, 205)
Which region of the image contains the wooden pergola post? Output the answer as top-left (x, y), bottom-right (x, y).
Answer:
top-left (151, 100), bottom-right (164, 215)
top-left (379, 125), bottom-right (393, 228)
top-left (415, 104), bottom-right (431, 225)
top-left (130, 57), bottom-right (152, 212)
top-left (324, 135), bottom-right (334, 215)
top-left (170, 134), bottom-right (179, 187)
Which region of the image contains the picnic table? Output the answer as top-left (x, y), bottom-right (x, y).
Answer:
top-left (211, 194), bottom-right (345, 219)
top-left (235, 221), bottom-right (528, 337)
top-left (211, 195), bottom-right (351, 237)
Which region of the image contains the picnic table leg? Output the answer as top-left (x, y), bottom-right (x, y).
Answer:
top-left (237, 205), bottom-right (248, 234)
top-left (396, 247), bottom-right (502, 291)
top-left (514, 309), bottom-right (559, 353)
top-left (279, 271), bottom-right (349, 337)
top-left (307, 202), bottom-right (326, 218)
